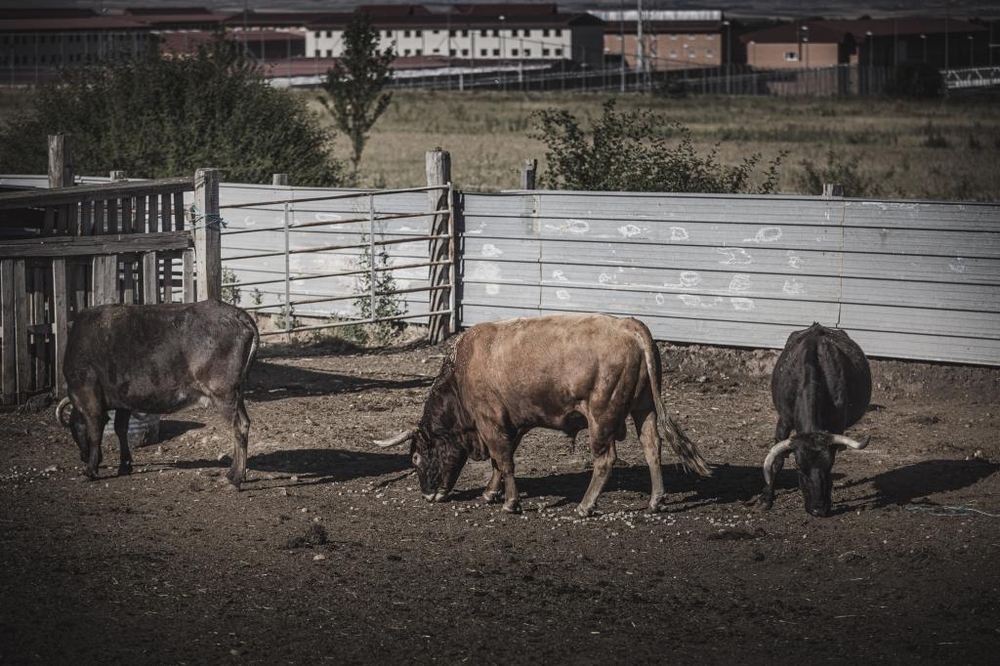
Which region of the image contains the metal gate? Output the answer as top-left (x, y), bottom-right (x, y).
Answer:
top-left (218, 183), bottom-right (455, 341)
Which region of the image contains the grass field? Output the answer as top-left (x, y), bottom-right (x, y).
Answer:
top-left (306, 90), bottom-right (1000, 201)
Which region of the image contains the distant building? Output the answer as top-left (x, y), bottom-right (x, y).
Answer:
top-left (740, 17), bottom-right (989, 70)
top-left (306, 4), bottom-right (607, 70)
top-left (590, 9), bottom-right (729, 70)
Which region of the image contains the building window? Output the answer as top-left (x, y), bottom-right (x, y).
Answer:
top-left (492, 29), bottom-right (499, 37)
top-left (404, 48), bottom-right (411, 56)
top-left (542, 48), bottom-right (550, 56)
top-left (524, 48), bottom-right (531, 56)
top-left (555, 47), bottom-right (563, 56)
top-left (449, 29), bottom-right (456, 37)
top-left (543, 29), bottom-right (550, 37)
top-left (785, 51), bottom-right (798, 61)
top-left (706, 49), bottom-right (714, 58)
top-left (432, 48), bottom-right (440, 54)
top-left (415, 30), bottom-right (422, 37)
top-left (314, 31), bottom-right (321, 38)
top-left (432, 29), bottom-right (439, 34)
top-left (480, 48), bottom-right (487, 56)
top-left (481, 29), bottom-right (488, 37)
top-left (449, 48), bottom-right (456, 56)
top-left (670, 33), bottom-right (677, 40)
top-left (512, 48), bottom-right (519, 56)
top-left (326, 31), bottom-right (332, 38)
top-left (555, 29), bottom-right (562, 36)
top-left (326, 49), bottom-right (332, 57)
top-left (462, 48), bottom-right (469, 56)
top-left (669, 49), bottom-right (677, 59)
top-left (404, 30), bottom-right (411, 37)
top-left (524, 30), bottom-right (532, 38)
top-left (416, 48), bottom-right (422, 55)
top-left (315, 49), bottom-right (321, 56)
top-left (386, 30), bottom-right (393, 38)
top-left (493, 48), bottom-right (499, 56)
top-left (688, 50), bottom-right (696, 58)
top-left (462, 30), bottom-right (468, 37)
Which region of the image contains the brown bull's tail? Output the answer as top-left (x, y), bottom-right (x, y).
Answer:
top-left (659, 411), bottom-right (712, 477)
top-left (635, 324), bottom-right (712, 477)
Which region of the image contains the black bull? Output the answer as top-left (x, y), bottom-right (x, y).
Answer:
top-left (763, 323), bottom-right (872, 516)
top-left (376, 314), bottom-right (712, 516)
top-left (56, 300), bottom-right (258, 487)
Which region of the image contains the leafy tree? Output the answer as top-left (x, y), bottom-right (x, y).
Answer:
top-left (320, 12), bottom-right (396, 182)
top-left (0, 40), bottom-right (342, 185)
top-left (530, 99), bottom-right (783, 194)
top-left (351, 230), bottom-right (407, 345)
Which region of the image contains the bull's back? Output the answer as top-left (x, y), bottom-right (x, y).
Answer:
top-left (454, 314), bottom-right (653, 411)
top-left (64, 300), bottom-right (258, 411)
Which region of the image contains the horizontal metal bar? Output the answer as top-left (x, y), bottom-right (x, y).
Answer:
top-left (223, 234), bottom-right (450, 262)
top-left (258, 308), bottom-right (453, 337)
top-left (224, 259), bottom-right (450, 289)
top-left (220, 184), bottom-right (448, 211)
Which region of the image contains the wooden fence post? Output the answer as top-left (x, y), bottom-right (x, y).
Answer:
top-left (193, 168), bottom-right (221, 302)
top-left (426, 150), bottom-right (453, 344)
top-left (520, 158), bottom-right (537, 190)
top-left (48, 135), bottom-right (73, 189)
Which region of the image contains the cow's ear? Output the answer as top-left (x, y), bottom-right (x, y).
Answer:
top-left (56, 397), bottom-right (74, 427)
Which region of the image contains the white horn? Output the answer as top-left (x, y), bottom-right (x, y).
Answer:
top-left (830, 434), bottom-right (870, 450)
top-left (762, 438), bottom-right (795, 485)
top-left (55, 397), bottom-right (73, 426)
top-left (373, 430), bottom-right (413, 448)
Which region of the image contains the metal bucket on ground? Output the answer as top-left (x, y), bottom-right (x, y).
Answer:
top-left (103, 411), bottom-right (160, 447)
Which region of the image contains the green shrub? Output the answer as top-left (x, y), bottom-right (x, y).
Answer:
top-left (794, 150), bottom-right (891, 198)
top-left (530, 99), bottom-right (783, 193)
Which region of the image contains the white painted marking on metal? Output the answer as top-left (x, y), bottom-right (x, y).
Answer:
top-left (949, 257), bottom-right (967, 273)
top-left (618, 224), bottom-right (643, 237)
top-left (544, 219), bottom-right (590, 234)
top-left (717, 248), bottom-right (753, 265)
top-left (315, 213), bottom-right (343, 222)
top-left (728, 274), bottom-right (751, 293)
top-left (481, 243), bottom-right (503, 257)
top-left (655, 293), bottom-right (665, 305)
top-left (786, 251), bottom-right (804, 270)
top-left (678, 295), bottom-right (723, 308)
top-left (551, 269), bottom-right (568, 281)
top-left (555, 289), bottom-right (571, 300)
top-left (743, 227), bottom-right (782, 243)
top-left (670, 227), bottom-right (689, 241)
top-left (663, 271), bottom-right (700, 289)
top-left (782, 278), bottom-right (805, 295)
top-left (731, 298), bottom-right (755, 311)
top-left (598, 273), bottom-right (615, 284)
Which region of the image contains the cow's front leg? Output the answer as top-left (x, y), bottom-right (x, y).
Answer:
top-left (578, 435), bottom-right (617, 517)
top-left (83, 415), bottom-right (104, 480)
top-left (113, 409), bottom-right (134, 476)
top-left (482, 460), bottom-right (503, 503)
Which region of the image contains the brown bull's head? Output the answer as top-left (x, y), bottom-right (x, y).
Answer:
top-left (762, 432), bottom-right (869, 517)
top-left (374, 426), bottom-right (468, 502)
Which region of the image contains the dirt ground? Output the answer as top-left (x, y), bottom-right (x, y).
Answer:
top-left (2, 335), bottom-right (999, 665)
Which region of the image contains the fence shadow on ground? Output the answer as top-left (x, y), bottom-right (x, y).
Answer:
top-left (169, 447), bottom-right (411, 487)
top-left (245, 359), bottom-right (433, 401)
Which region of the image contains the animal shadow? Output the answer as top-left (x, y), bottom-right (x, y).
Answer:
top-left (170, 448), bottom-right (410, 487)
top-left (843, 458), bottom-right (999, 509)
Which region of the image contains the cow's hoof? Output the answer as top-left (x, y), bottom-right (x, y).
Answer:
top-left (502, 499), bottom-right (521, 514)
top-left (482, 490), bottom-right (502, 504)
top-left (117, 463), bottom-right (133, 477)
top-left (225, 469), bottom-right (244, 490)
top-left (83, 468), bottom-right (99, 481)
top-left (575, 504), bottom-right (596, 518)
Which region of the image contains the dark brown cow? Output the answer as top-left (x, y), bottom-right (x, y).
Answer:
top-left (376, 313), bottom-right (711, 516)
top-left (56, 300), bottom-right (259, 488)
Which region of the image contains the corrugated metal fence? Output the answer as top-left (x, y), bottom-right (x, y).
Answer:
top-left (459, 190), bottom-right (1000, 366)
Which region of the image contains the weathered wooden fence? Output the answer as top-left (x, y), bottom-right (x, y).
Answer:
top-left (458, 190), bottom-right (1000, 366)
top-left (0, 159), bottom-right (222, 404)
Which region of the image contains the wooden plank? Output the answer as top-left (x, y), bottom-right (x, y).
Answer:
top-left (107, 197), bottom-right (119, 234)
top-left (122, 196), bottom-right (133, 233)
top-left (92, 256), bottom-right (119, 306)
top-left (0, 177), bottom-right (193, 210)
top-left (135, 196), bottom-right (146, 235)
top-left (13, 261), bottom-right (29, 402)
top-left (161, 193), bottom-right (172, 232)
top-left (0, 231), bottom-right (192, 258)
top-left (142, 252), bottom-right (159, 305)
top-left (43, 208), bottom-right (56, 235)
top-left (80, 200), bottom-right (93, 235)
top-left (182, 249), bottom-right (195, 303)
top-left (73, 263), bottom-right (87, 316)
top-left (174, 192), bottom-right (185, 231)
top-left (93, 199), bottom-right (106, 235)
top-left (148, 193), bottom-right (159, 233)
top-left (31, 266), bottom-right (46, 391)
top-left (52, 259), bottom-right (68, 397)
top-left (193, 169), bottom-right (220, 301)
top-left (0, 261), bottom-right (15, 403)
top-left (162, 257), bottom-right (174, 303)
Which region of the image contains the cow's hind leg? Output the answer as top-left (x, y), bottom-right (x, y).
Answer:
top-left (223, 395), bottom-right (250, 489)
top-left (577, 427), bottom-right (617, 517)
top-left (82, 413), bottom-right (105, 480)
top-left (633, 407), bottom-right (665, 512)
top-left (113, 409), bottom-right (134, 476)
top-left (483, 460), bottom-right (503, 503)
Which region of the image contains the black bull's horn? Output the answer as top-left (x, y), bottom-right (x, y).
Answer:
top-left (374, 429), bottom-right (414, 448)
